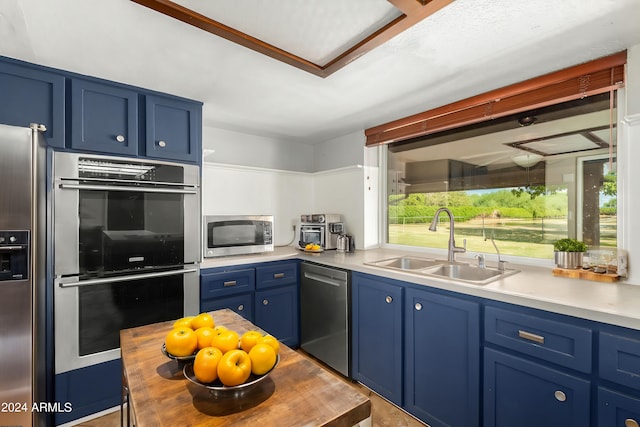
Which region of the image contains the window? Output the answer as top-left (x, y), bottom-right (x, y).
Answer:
top-left (385, 92), bottom-right (618, 259)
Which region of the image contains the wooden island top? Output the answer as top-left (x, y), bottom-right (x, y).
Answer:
top-left (120, 309), bottom-right (371, 426)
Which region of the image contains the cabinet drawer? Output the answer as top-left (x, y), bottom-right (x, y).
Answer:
top-left (201, 268), bottom-right (255, 299)
top-left (600, 332), bottom-right (640, 391)
top-left (201, 293), bottom-right (253, 322)
top-left (485, 306), bottom-right (592, 373)
top-left (256, 262), bottom-right (297, 289)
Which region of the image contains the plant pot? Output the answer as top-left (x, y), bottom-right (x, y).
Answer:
top-left (554, 251), bottom-right (584, 269)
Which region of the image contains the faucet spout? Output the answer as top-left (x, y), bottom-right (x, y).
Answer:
top-left (486, 236), bottom-right (506, 271)
top-left (429, 207), bottom-right (466, 263)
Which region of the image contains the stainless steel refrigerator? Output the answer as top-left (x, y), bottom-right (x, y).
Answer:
top-left (0, 123), bottom-right (48, 427)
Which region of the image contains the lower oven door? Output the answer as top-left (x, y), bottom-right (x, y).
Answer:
top-left (54, 266), bottom-right (199, 374)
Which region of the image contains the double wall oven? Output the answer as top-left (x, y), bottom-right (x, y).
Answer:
top-left (53, 152), bottom-right (200, 374)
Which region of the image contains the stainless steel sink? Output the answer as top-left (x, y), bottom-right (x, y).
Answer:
top-left (365, 256), bottom-right (519, 285)
top-left (421, 263), bottom-right (518, 284)
top-left (367, 256), bottom-right (441, 270)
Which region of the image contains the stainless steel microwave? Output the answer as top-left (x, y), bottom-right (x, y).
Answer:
top-left (203, 215), bottom-right (274, 258)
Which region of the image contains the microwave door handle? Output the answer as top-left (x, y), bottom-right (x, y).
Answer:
top-left (58, 183), bottom-right (198, 195)
top-left (58, 267), bottom-right (198, 288)
top-left (0, 245), bottom-right (27, 251)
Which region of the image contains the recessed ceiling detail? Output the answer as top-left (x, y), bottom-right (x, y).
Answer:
top-left (130, 0), bottom-right (453, 77)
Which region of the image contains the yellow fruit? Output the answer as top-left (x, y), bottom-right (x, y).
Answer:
top-left (173, 316), bottom-right (195, 329)
top-left (257, 335), bottom-right (280, 354)
top-left (312, 244), bottom-right (321, 250)
top-left (211, 329), bottom-right (240, 354)
top-left (305, 243), bottom-right (313, 250)
top-left (217, 349), bottom-right (252, 386)
top-left (193, 347), bottom-right (223, 383)
top-left (191, 312), bottom-right (215, 330)
top-left (165, 327), bottom-right (198, 357)
top-left (240, 330), bottom-right (263, 352)
top-left (194, 327), bottom-right (216, 349)
top-left (248, 343), bottom-right (277, 375)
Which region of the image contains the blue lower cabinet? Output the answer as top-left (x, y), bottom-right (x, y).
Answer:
top-left (201, 293), bottom-right (253, 321)
top-left (54, 359), bottom-right (121, 425)
top-left (484, 348), bottom-right (590, 427)
top-left (352, 272), bottom-right (403, 406)
top-left (598, 387), bottom-right (640, 427)
top-left (404, 288), bottom-right (480, 427)
top-left (254, 285), bottom-right (299, 347)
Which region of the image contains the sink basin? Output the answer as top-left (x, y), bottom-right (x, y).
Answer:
top-left (366, 256), bottom-right (519, 285)
top-left (421, 264), bottom-right (515, 284)
top-left (367, 256), bottom-right (441, 270)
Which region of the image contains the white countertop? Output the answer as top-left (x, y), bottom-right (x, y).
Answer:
top-left (201, 246), bottom-right (640, 331)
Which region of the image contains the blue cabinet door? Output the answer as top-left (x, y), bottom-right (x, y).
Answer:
top-left (598, 387), bottom-right (640, 427)
top-left (404, 287), bottom-right (480, 427)
top-left (0, 60), bottom-right (65, 148)
top-left (145, 94), bottom-right (201, 163)
top-left (352, 272), bottom-right (404, 406)
top-left (484, 348), bottom-right (590, 427)
top-left (254, 285), bottom-right (299, 347)
top-left (71, 79), bottom-right (138, 155)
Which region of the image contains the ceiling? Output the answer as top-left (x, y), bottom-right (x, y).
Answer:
top-left (1, 0), bottom-right (640, 145)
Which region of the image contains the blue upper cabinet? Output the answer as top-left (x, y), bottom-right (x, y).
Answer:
top-left (0, 59), bottom-right (65, 148)
top-left (145, 95), bottom-right (201, 163)
top-left (70, 79), bottom-right (138, 156)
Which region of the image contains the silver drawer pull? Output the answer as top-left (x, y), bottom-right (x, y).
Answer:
top-left (625, 419), bottom-right (639, 427)
top-left (223, 280), bottom-right (237, 287)
top-left (158, 140), bottom-right (166, 148)
top-left (554, 390), bottom-right (566, 402)
top-left (115, 134), bottom-right (125, 143)
top-left (385, 296), bottom-right (393, 304)
top-left (263, 299), bottom-right (269, 305)
top-left (237, 304), bottom-right (244, 311)
top-left (273, 273), bottom-right (285, 279)
top-left (415, 303), bottom-right (423, 311)
top-left (518, 330), bottom-right (545, 344)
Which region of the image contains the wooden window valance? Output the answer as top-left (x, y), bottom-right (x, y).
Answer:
top-left (365, 51), bottom-right (627, 146)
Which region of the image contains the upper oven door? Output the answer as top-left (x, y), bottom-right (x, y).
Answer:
top-left (53, 152), bottom-right (200, 278)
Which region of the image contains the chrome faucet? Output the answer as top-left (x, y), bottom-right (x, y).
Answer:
top-left (429, 207), bottom-right (466, 263)
top-left (486, 236), bottom-right (506, 271)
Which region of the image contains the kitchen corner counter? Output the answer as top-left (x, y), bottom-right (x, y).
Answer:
top-left (121, 309), bottom-right (371, 427)
top-left (201, 246), bottom-right (640, 331)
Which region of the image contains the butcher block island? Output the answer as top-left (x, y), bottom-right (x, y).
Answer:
top-left (120, 309), bottom-right (371, 426)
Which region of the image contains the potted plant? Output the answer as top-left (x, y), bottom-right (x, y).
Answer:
top-left (553, 238), bottom-right (587, 269)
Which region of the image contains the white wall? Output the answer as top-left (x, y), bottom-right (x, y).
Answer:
top-left (201, 163), bottom-right (312, 246)
top-left (619, 44), bottom-right (640, 283)
top-left (202, 126), bottom-right (314, 172)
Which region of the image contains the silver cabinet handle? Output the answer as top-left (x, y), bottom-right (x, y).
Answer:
top-left (518, 330), bottom-right (545, 344)
top-left (385, 296), bottom-right (393, 304)
top-left (116, 135), bottom-right (125, 143)
top-left (415, 302), bottom-right (422, 311)
top-left (223, 280), bottom-right (237, 287)
top-left (237, 304), bottom-right (244, 311)
top-left (554, 390), bottom-right (566, 402)
top-left (625, 419), bottom-right (639, 427)
top-left (158, 140), bottom-right (166, 148)
top-left (273, 273), bottom-right (285, 279)
top-left (262, 299), bottom-right (269, 305)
